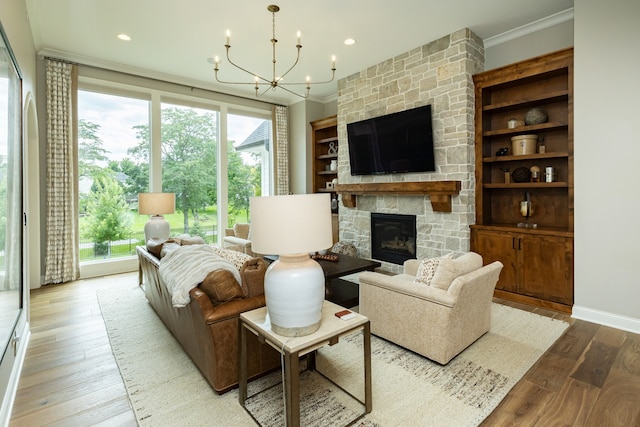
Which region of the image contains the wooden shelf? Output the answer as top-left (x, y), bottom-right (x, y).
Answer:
top-left (335, 181), bottom-right (461, 213)
top-left (484, 122), bottom-right (568, 137)
top-left (484, 182), bottom-right (568, 189)
top-left (317, 136), bottom-right (338, 144)
top-left (471, 47), bottom-right (574, 311)
top-left (484, 152), bottom-right (569, 162)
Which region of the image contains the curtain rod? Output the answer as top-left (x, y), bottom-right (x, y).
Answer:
top-left (41, 55), bottom-right (285, 108)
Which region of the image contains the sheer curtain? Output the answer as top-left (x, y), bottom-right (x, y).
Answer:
top-left (44, 58), bottom-right (80, 284)
top-left (272, 105), bottom-right (289, 195)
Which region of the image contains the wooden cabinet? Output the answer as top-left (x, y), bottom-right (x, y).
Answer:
top-left (311, 115), bottom-right (339, 242)
top-left (471, 227), bottom-right (573, 308)
top-left (470, 48), bottom-right (574, 313)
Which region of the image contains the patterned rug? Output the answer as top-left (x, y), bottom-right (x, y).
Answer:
top-left (97, 283), bottom-right (569, 426)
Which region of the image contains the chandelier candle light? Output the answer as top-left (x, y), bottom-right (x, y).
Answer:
top-left (212, 4), bottom-right (336, 98)
top-left (250, 193), bottom-right (333, 337)
top-left (138, 193), bottom-right (176, 242)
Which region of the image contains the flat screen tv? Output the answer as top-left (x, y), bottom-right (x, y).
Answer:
top-left (347, 104), bottom-right (435, 175)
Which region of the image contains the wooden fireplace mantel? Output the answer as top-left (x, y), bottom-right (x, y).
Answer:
top-left (335, 181), bottom-right (462, 213)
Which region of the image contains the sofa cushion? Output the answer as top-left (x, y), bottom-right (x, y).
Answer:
top-left (175, 234), bottom-right (206, 245)
top-left (146, 238), bottom-right (167, 258)
top-left (430, 252), bottom-right (483, 291)
top-left (160, 241), bottom-right (181, 258)
top-left (199, 269), bottom-right (245, 304)
top-left (414, 253), bottom-right (453, 286)
top-left (210, 246), bottom-right (253, 271)
top-left (240, 258), bottom-right (267, 298)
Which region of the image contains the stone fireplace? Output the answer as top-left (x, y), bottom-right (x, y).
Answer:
top-left (336, 28), bottom-right (484, 273)
top-left (371, 213), bottom-right (416, 265)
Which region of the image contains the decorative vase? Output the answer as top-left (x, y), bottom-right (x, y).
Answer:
top-left (330, 159), bottom-right (337, 171)
top-left (264, 254), bottom-right (325, 337)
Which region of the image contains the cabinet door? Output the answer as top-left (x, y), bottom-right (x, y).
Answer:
top-left (519, 235), bottom-right (573, 305)
top-left (471, 229), bottom-right (517, 292)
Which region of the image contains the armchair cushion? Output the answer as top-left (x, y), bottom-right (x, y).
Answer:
top-left (430, 252), bottom-right (483, 290)
top-left (233, 223), bottom-right (251, 240)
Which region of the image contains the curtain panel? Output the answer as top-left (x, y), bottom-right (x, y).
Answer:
top-left (272, 105), bottom-right (289, 195)
top-left (44, 59), bottom-right (80, 284)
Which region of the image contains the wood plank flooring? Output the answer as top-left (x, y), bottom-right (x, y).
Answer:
top-left (9, 272), bottom-right (640, 426)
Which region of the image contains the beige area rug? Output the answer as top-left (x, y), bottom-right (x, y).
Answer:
top-left (97, 283), bottom-right (569, 427)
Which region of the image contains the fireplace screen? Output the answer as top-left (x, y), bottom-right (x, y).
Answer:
top-left (371, 213), bottom-right (417, 264)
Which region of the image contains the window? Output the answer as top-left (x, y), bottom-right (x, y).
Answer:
top-left (160, 102), bottom-right (218, 242)
top-left (76, 76), bottom-right (274, 274)
top-left (227, 114), bottom-right (272, 227)
top-left (77, 90), bottom-right (150, 261)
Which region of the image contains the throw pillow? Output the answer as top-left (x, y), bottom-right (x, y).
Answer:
top-left (160, 241), bottom-right (181, 258)
top-left (430, 252), bottom-right (483, 291)
top-left (199, 269), bottom-right (245, 304)
top-left (414, 253), bottom-right (453, 286)
top-left (146, 238), bottom-right (167, 259)
top-left (240, 258), bottom-right (267, 298)
top-left (178, 235), bottom-right (206, 245)
top-left (210, 246), bottom-right (253, 271)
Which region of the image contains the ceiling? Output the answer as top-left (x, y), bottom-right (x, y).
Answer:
top-left (25, 0), bottom-right (574, 105)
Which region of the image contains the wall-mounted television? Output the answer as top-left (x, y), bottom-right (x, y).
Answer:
top-left (347, 105), bottom-right (435, 175)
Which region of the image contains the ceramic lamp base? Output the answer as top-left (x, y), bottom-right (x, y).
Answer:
top-left (264, 254), bottom-right (325, 337)
top-left (144, 215), bottom-right (170, 242)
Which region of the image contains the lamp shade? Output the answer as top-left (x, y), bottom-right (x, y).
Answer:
top-left (250, 193), bottom-right (333, 255)
top-left (138, 193), bottom-right (175, 215)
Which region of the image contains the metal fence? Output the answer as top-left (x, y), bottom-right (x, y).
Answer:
top-left (79, 226), bottom-right (218, 262)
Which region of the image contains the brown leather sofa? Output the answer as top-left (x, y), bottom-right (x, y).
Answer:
top-left (136, 245), bottom-right (280, 393)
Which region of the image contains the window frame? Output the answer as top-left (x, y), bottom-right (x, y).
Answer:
top-left (77, 76), bottom-right (273, 279)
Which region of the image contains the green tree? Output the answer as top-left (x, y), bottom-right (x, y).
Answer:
top-left (227, 143), bottom-right (261, 222)
top-left (129, 107), bottom-right (217, 233)
top-left (83, 175), bottom-right (132, 256)
top-left (78, 119), bottom-right (109, 178)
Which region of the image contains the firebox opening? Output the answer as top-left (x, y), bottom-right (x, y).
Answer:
top-left (371, 213), bottom-right (417, 265)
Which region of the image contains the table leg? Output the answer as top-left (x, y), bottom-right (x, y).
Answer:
top-left (364, 321), bottom-right (372, 413)
top-left (238, 323), bottom-right (248, 405)
top-left (284, 350), bottom-right (300, 427)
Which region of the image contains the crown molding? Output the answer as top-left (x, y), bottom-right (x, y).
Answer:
top-left (37, 48), bottom-right (291, 106)
top-left (483, 8), bottom-right (574, 48)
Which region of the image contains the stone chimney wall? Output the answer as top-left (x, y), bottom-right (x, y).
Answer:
top-left (336, 28), bottom-right (484, 273)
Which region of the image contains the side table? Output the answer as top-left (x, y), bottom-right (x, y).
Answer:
top-left (239, 301), bottom-right (372, 427)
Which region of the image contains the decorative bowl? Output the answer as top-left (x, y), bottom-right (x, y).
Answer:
top-left (524, 108), bottom-right (548, 125)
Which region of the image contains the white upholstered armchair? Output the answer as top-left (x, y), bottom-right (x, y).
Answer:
top-left (359, 252), bottom-right (503, 364)
top-left (223, 223), bottom-right (255, 256)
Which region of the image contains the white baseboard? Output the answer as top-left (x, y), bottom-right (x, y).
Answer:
top-left (572, 305), bottom-right (640, 334)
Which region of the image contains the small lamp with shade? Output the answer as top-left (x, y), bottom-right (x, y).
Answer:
top-left (250, 193), bottom-right (333, 337)
top-left (138, 192), bottom-right (175, 242)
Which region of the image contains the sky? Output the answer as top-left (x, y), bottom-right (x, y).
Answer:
top-left (78, 90), bottom-right (266, 164)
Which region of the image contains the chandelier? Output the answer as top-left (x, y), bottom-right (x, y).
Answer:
top-left (213, 4), bottom-right (336, 99)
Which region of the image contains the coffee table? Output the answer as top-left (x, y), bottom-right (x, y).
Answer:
top-left (315, 254), bottom-right (381, 308)
top-left (239, 300), bottom-right (372, 427)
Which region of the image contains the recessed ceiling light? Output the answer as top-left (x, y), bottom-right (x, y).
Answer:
top-left (117, 33), bottom-right (131, 41)
top-left (344, 38), bottom-right (356, 46)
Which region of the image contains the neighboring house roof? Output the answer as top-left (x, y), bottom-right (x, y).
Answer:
top-left (236, 121), bottom-right (270, 152)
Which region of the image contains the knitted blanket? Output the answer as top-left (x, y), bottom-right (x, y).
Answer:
top-left (158, 244), bottom-right (240, 307)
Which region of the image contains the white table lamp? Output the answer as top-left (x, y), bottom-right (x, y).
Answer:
top-left (250, 193), bottom-right (333, 337)
top-left (138, 192), bottom-right (175, 242)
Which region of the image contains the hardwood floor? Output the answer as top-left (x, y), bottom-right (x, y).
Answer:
top-left (9, 273), bottom-right (640, 426)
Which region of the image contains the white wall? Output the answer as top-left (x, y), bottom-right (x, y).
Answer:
top-left (573, 0), bottom-right (640, 332)
top-left (484, 17), bottom-right (573, 71)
